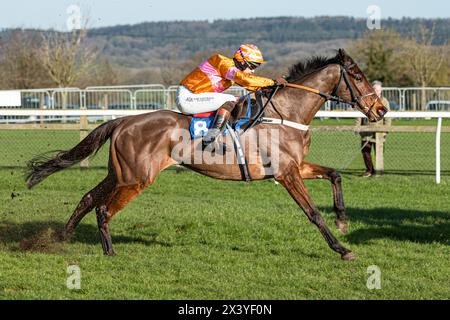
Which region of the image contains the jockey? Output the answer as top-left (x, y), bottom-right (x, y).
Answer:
top-left (177, 44), bottom-right (287, 148)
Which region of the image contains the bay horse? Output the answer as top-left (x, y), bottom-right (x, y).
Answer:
top-left (25, 49), bottom-right (387, 260)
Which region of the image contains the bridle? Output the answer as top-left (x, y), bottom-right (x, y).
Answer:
top-left (244, 62), bottom-right (381, 133)
top-left (333, 64), bottom-right (380, 116)
top-left (286, 63), bottom-right (380, 117)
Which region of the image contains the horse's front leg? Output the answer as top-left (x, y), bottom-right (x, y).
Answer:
top-left (276, 161), bottom-right (355, 260)
top-left (299, 161), bottom-right (348, 234)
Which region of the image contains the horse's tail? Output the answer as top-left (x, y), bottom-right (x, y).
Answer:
top-left (25, 117), bottom-right (126, 189)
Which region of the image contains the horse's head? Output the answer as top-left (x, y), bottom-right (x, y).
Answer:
top-left (334, 49), bottom-right (388, 122)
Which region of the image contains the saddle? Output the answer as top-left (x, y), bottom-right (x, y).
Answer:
top-left (189, 93), bottom-right (264, 139)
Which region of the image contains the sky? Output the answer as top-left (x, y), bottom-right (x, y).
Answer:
top-left (1, 0), bottom-right (449, 30)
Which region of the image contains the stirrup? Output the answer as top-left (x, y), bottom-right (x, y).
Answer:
top-left (202, 129), bottom-right (220, 147)
top-left (202, 137), bottom-right (229, 153)
top-left (202, 107), bottom-right (231, 148)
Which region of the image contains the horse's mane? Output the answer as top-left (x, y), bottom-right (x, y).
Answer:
top-left (286, 52), bottom-right (342, 82)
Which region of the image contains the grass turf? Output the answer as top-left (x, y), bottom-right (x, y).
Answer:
top-left (0, 166), bottom-right (449, 299)
top-left (0, 126), bottom-right (449, 299)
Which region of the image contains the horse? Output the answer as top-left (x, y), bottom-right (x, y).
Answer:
top-left (25, 49), bottom-right (387, 260)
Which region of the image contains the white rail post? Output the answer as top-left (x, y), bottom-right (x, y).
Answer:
top-left (436, 117), bottom-right (442, 184)
top-left (375, 132), bottom-right (384, 175)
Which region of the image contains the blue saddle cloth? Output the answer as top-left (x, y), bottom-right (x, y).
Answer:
top-left (189, 95), bottom-right (252, 139)
top-left (189, 113), bottom-right (216, 139)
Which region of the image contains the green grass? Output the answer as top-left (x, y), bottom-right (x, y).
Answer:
top-left (0, 128), bottom-right (449, 299)
top-left (0, 167), bottom-right (449, 300)
top-left (2, 128), bottom-right (450, 174)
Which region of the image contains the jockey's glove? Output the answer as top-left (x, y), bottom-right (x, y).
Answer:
top-left (274, 77), bottom-right (288, 87)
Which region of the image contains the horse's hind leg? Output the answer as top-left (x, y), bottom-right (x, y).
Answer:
top-left (96, 204), bottom-right (115, 256)
top-left (96, 184), bottom-right (145, 256)
top-left (276, 161), bottom-right (355, 260)
top-left (96, 128), bottom-right (176, 255)
top-left (61, 175), bottom-right (116, 241)
top-left (299, 161), bottom-right (348, 235)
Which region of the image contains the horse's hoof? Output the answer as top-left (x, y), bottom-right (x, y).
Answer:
top-left (104, 250), bottom-right (116, 256)
top-left (55, 230), bottom-right (68, 242)
top-left (341, 252), bottom-right (356, 261)
top-left (335, 219), bottom-right (348, 235)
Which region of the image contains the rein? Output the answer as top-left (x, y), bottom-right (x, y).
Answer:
top-left (243, 86), bottom-right (280, 132)
top-left (286, 65), bottom-right (360, 106)
top-left (242, 65), bottom-right (379, 133)
top-left (286, 83), bottom-right (352, 106)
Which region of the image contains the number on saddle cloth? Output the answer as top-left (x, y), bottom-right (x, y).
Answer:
top-left (189, 111), bottom-right (232, 139)
top-left (189, 111), bottom-right (215, 139)
top-left (188, 94), bottom-right (254, 139)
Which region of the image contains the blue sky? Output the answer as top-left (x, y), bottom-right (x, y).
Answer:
top-left (1, 0), bottom-right (449, 30)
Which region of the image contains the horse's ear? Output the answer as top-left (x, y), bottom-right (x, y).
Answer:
top-left (338, 48), bottom-right (353, 65)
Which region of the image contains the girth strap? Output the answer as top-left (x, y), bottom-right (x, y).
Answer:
top-left (260, 117), bottom-right (310, 131)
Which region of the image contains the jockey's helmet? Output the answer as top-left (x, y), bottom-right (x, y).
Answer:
top-left (234, 44), bottom-right (265, 70)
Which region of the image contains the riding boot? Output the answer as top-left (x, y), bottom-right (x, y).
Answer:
top-left (202, 106), bottom-right (231, 149)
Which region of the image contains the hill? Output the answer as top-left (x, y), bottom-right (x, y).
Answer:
top-left (1, 16), bottom-right (448, 85)
top-left (86, 16), bottom-right (449, 67)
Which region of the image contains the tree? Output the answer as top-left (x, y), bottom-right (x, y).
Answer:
top-left (159, 45), bottom-right (188, 86)
top-left (39, 25), bottom-right (98, 88)
top-left (0, 30), bottom-right (51, 89)
top-left (81, 58), bottom-right (119, 87)
top-left (403, 24), bottom-right (447, 88)
top-left (348, 26), bottom-right (449, 88)
top-left (123, 68), bottom-right (163, 85)
top-left (402, 24), bottom-right (449, 110)
top-left (348, 29), bottom-right (411, 86)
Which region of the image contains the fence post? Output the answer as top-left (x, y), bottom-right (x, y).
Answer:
top-left (80, 113), bottom-right (89, 168)
top-left (39, 94), bottom-right (45, 126)
top-left (374, 132), bottom-right (384, 175)
top-left (400, 89), bottom-right (405, 111)
top-left (102, 93), bottom-right (109, 122)
top-left (166, 89), bottom-right (173, 110)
